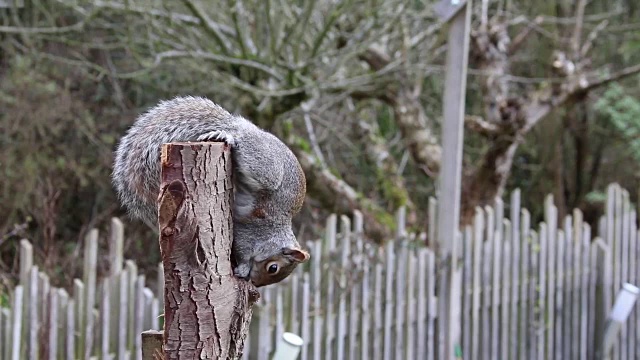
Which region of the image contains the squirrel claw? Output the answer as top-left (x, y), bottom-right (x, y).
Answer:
top-left (197, 130), bottom-right (236, 146)
top-left (233, 263), bottom-right (251, 280)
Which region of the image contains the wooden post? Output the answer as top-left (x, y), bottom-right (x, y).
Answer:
top-left (434, 0), bottom-right (472, 359)
top-left (141, 330), bottom-right (164, 360)
top-left (156, 141), bottom-right (259, 359)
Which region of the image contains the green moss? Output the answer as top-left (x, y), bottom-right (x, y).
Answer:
top-left (358, 195), bottom-right (396, 232)
top-left (371, 165), bottom-right (410, 210)
top-left (293, 136), bottom-right (311, 153)
top-left (281, 119), bottom-right (294, 138)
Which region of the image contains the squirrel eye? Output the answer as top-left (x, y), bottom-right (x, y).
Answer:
top-left (266, 262), bottom-right (279, 275)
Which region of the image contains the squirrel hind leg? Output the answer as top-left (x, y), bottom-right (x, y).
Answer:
top-left (196, 130), bottom-right (236, 146)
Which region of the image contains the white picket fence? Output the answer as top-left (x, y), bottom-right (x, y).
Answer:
top-left (1, 183), bottom-right (639, 359)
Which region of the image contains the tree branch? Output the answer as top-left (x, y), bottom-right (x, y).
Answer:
top-left (508, 16), bottom-right (544, 55)
top-left (464, 115), bottom-right (501, 137)
top-left (152, 50), bottom-right (284, 80)
top-left (358, 47), bottom-right (392, 72)
top-left (0, 22), bottom-right (86, 34)
top-left (292, 147), bottom-right (393, 243)
top-left (571, 0), bottom-right (588, 56)
top-left (92, 0), bottom-right (235, 35)
top-left (580, 20), bottom-right (609, 58)
top-left (583, 63), bottom-right (640, 91)
top-left (182, 0), bottom-right (233, 54)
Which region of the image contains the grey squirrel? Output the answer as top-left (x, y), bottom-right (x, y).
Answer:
top-left (112, 96), bottom-right (310, 287)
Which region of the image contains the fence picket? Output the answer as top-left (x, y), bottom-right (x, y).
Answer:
top-left (312, 240), bottom-right (323, 360)
top-left (275, 286), bottom-right (284, 348)
top-left (520, 209), bottom-right (531, 359)
top-left (461, 226), bottom-right (472, 359)
top-left (480, 228), bottom-right (491, 360)
top-left (289, 273), bottom-right (300, 337)
top-left (72, 279), bottom-right (83, 359)
top-left (348, 263), bottom-right (359, 360)
top-left (620, 192), bottom-right (631, 360)
top-left (500, 220), bottom-right (511, 359)
top-left (337, 216), bottom-right (351, 360)
top-left (11, 286), bottom-right (23, 360)
top-left (537, 224), bottom-right (548, 360)
top-left (324, 214), bottom-right (337, 360)
top-left (125, 260), bottom-right (138, 354)
top-left (394, 242), bottom-right (406, 360)
top-left (372, 262), bottom-right (383, 360)
top-left (580, 225), bottom-right (591, 360)
top-left (382, 241), bottom-right (394, 360)
top-left (99, 276), bottom-right (110, 360)
top-left (83, 229), bottom-right (99, 360)
top-left (28, 266), bottom-right (39, 360)
top-left (58, 289), bottom-right (69, 359)
top-left (48, 288), bottom-right (58, 360)
top-left (351, 212), bottom-right (363, 360)
top-left (631, 229), bottom-right (640, 355)
top-left (636, 229), bottom-right (640, 358)
top-left (562, 217), bottom-right (573, 360)
top-left (19, 239), bottom-right (33, 359)
top-left (301, 273), bottom-right (311, 360)
top-left (470, 208), bottom-right (483, 360)
top-left (135, 276), bottom-right (146, 360)
top-left (117, 271), bottom-right (128, 360)
top-left (425, 249), bottom-right (436, 360)
top-left (360, 251), bottom-right (370, 360)
top-left (509, 190), bottom-right (521, 360)
top-left (571, 212), bottom-right (582, 360)
top-left (66, 299), bottom-right (75, 360)
top-left (629, 212), bottom-right (637, 360)
top-left (403, 249), bottom-right (418, 359)
top-left (544, 196), bottom-right (557, 359)
top-left (142, 288), bottom-right (154, 332)
top-left (490, 211), bottom-right (501, 359)
top-left (2, 308), bottom-right (9, 360)
top-left (554, 229), bottom-right (565, 360)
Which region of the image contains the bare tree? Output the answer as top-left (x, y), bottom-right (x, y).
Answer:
top-left (3, 0), bottom-right (640, 239)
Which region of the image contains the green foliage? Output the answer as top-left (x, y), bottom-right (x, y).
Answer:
top-left (0, 55), bottom-right (138, 277)
top-left (585, 190), bottom-right (608, 204)
top-left (594, 84), bottom-right (640, 162)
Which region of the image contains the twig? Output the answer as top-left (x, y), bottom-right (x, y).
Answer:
top-left (580, 20), bottom-right (609, 58)
top-left (303, 110), bottom-right (327, 168)
top-left (508, 16), bottom-right (544, 55)
top-left (571, 0), bottom-right (588, 56)
top-left (181, 0), bottom-right (233, 54)
top-left (464, 115), bottom-right (501, 137)
top-left (152, 50), bottom-right (284, 80)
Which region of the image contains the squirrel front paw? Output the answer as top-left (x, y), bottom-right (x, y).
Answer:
top-left (233, 263), bottom-right (251, 280)
top-left (197, 130), bottom-right (237, 147)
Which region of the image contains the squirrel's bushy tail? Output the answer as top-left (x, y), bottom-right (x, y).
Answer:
top-left (112, 96), bottom-right (250, 224)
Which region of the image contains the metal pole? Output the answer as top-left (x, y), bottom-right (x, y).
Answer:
top-left (435, 0), bottom-right (472, 359)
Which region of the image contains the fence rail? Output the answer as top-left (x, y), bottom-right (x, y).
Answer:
top-left (1, 183), bottom-right (638, 359)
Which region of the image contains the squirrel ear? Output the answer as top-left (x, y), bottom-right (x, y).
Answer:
top-left (283, 248), bottom-right (310, 263)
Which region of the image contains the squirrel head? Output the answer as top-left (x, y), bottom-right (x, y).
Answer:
top-left (232, 221), bottom-right (310, 287)
top-left (247, 247), bottom-right (310, 287)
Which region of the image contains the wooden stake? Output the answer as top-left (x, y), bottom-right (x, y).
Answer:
top-left (158, 142), bottom-right (259, 359)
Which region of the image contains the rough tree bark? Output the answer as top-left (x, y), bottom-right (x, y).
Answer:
top-left (156, 141), bottom-right (259, 359)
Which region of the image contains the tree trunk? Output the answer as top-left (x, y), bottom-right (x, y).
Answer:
top-left (460, 136), bottom-right (520, 225)
top-left (158, 142), bottom-right (259, 359)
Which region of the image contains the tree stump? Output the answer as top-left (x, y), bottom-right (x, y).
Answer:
top-left (156, 142), bottom-right (259, 359)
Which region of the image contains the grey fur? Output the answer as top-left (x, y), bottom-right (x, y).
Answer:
top-left (112, 96), bottom-right (307, 285)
